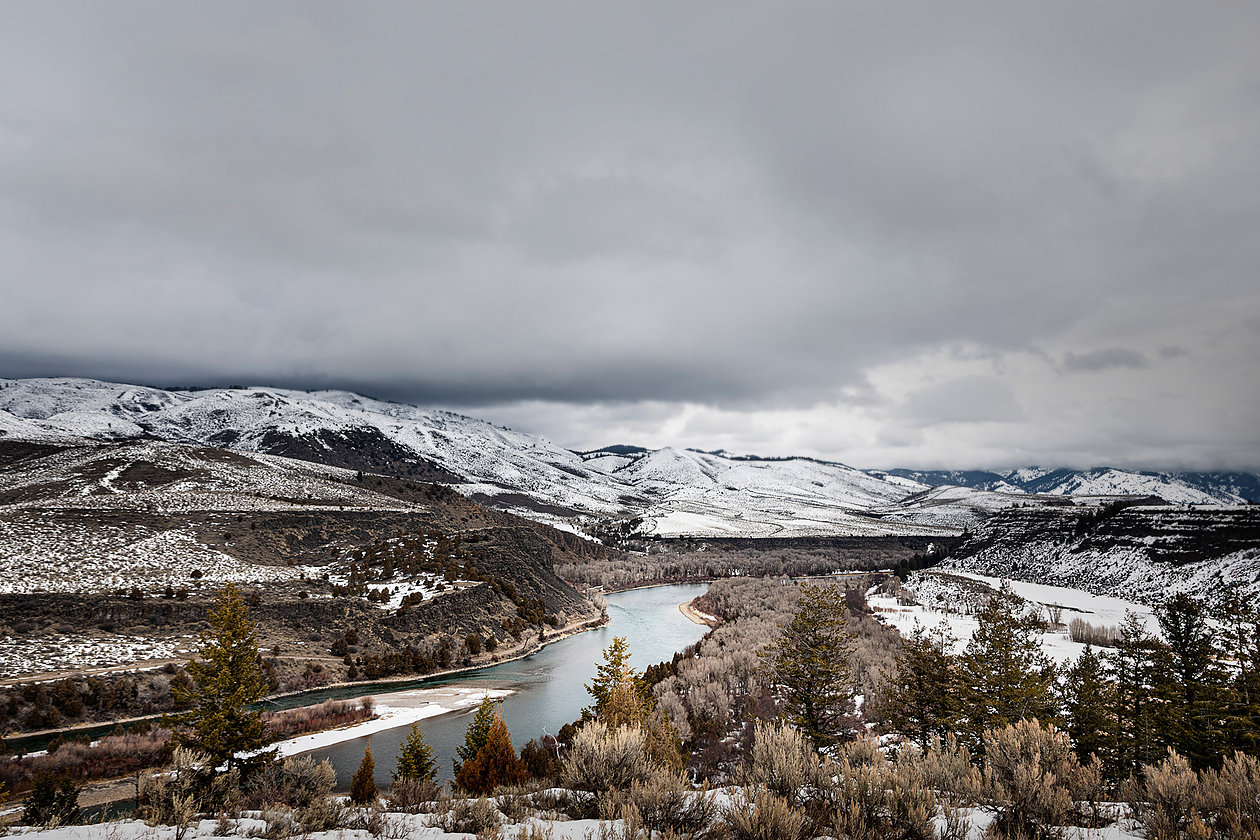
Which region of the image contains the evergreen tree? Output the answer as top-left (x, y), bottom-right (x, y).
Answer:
top-left (350, 742), bottom-right (378, 805)
top-left (392, 722), bottom-right (438, 785)
top-left (958, 582), bottom-right (1056, 749)
top-left (1211, 584), bottom-right (1260, 754)
top-left (879, 620), bottom-right (960, 749)
top-left (1156, 592), bottom-right (1225, 769)
top-left (1062, 645), bottom-right (1119, 776)
top-left (762, 582), bottom-right (855, 751)
top-left (454, 695), bottom-right (499, 776)
top-left (585, 636), bottom-right (651, 727)
top-left (1113, 611), bottom-right (1164, 775)
top-left (171, 583), bottom-right (269, 771)
top-left (454, 711), bottom-right (527, 794)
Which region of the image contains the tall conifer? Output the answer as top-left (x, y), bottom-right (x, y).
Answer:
top-left (762, 582), bottom-right (855, 751)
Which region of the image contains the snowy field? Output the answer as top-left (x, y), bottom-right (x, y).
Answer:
top-left (869, 569), bottom-right (1159, 664)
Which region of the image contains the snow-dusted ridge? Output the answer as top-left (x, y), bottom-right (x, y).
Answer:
top-left (2, 377), bottom-right (1255, 539)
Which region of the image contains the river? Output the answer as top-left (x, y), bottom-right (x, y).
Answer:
top-left (304, 583), bottom-right (710, 787)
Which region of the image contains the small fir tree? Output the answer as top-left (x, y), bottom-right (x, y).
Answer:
top-left (171, 583), bottom-right (270, 771)
top-left (350, 742), bottom-right (378, 805)
top-left (762, 582), bottom-right (855, 751)
top-left (1113, 611), bottom-right (1166, 774)
top-left (454, 695), bottom-right (499, 776)
top-left (1156, 592), bottom-right (1225, 769)
top-left (455, 711), bottom-right (526, 794)
top-left (392, 722), bottom-right (438, 785)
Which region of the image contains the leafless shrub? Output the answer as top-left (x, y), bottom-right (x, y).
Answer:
top-left (919, 733), bottom-right (984, 805)
top-left (598, 772), bottom-right (720, 838)
top-left (1067, 618), bottom-right (1120, 647)
top-left (818, 736), bottom-right (936, 840)
top-left (738, 719), bottom-right (820, 805)
top-left (387, 777), bottom-right (440, 813)
top-left (244, 754), bottom-right (336, 812)
top-left (435, 797), bottom-right (501, 835)
top-left (1202, 751), bottom-right (1260, 839)
top-left (137, 746), bottom-right (208, 831)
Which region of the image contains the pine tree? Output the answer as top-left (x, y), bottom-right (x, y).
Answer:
top-left (1211, 584), bottom-right (1260, 755)
top-left (350, 742), bottom-right (378, 805)
top-left (879, 620), bottom-right (960, 749)
top-left (453, 695), bottom-right (499, 776)
top-left (762, 582), bottom-right (855, 751)
top-left (171, 583), bottom-right (269, 771)
top-left (585, 636), bottom-right (651, 727)
top-left (1062, 645), bottom-right (1119, 776)
top-left (1156, 592), bottom-right (1225, 769)
top-left (958, 582), bottom-right (1056, 749)
top-left (1113, 611), bottom-right (1164, 775)
top-left (454, 711), bottom-right (527, 794)
top-left (392, 722), bottom-right (438, 785)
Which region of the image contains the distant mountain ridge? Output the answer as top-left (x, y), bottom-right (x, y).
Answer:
top-left (885, 467), bottom-right (1260, 505)
top-left (1, 378), bottom-right (1254, 540)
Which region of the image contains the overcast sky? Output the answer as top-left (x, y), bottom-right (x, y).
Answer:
top-left (2, 3), bottom-right (1258, 470)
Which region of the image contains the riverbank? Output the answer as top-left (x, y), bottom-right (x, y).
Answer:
top-left (3, 611), bottom-right (608, 756)
top-left (274, 685), bottom-right (512, 758)
top-left (679, 598), bottom-right (720, 627)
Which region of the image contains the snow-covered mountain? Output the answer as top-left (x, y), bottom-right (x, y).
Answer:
top-left (2, 378), bottom-right (1253, 539)
top-left (0, 378), bottom-right (951, 537)
top-left (885, 466), bottom-right (1260, 505)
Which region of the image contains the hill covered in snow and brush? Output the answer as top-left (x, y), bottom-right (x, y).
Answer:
top-left (7, 377), bottom-right (1254, 542)
top-left (925, 502), bottom-right (1260, 604)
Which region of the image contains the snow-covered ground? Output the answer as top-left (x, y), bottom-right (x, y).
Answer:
top-left (869, 569), bottom-right (1159, 664)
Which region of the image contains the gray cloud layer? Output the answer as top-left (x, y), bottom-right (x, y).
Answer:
top-left (1, 3), bottom-right (1257, 468)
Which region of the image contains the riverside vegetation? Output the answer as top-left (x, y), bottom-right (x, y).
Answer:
top-left (9, 578), bottom-right (1260, 840)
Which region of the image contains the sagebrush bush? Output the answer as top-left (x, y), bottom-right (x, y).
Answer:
top-left (982, 719), bottom-right (1098, 840)
top-left (919, 733), bottom-right (983, 805)
top-left (722, 785), bottom-right (810, 840)
top-left (137, 747), bottom-right (208, 829)
top-left (435, 797), bottom-right (501, 835)
top-left (820, 737), bottom-right (936, 840)
top-left (245, 754), bottom-right (336, 812)
top-left (739, 719), bottom-right (821, 805)
top-left (1203, 751), bottom-right (1260, 839)
top-left (562, 722), bottom-right (654, 792)
top-left (597, 772), bottom-right (720, 838)
top-left (1125, 750), bottom-right (1209, 840)
top-left (388, 777), bottom-right (440, 813)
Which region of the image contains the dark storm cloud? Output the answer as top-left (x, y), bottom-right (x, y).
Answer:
top-left (1, 2), bottom-right (1257, 467)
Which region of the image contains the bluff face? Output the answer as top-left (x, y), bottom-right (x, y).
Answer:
top-left (936, 503), bottom-right (1260, 604)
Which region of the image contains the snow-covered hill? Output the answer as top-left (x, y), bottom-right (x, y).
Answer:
top-left (2, 378), bottom-right (1253, 539)
top-left (931, 503), bottom-right (1260, 603)
top-left (0, 378), bottom-right (953, 537)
